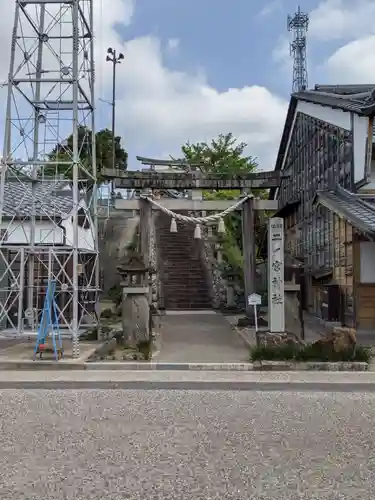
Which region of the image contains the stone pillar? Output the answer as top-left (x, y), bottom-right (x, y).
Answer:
top-left (242, 196), bottom-right (256, 318)
top-left (268, 217), bottom-right (285, 333)
top-left (121, 283), bottom-right (150, 347)
top-left (190, 189), bottom-right (202, 201)
top-left (139, 197), bottom-right (152, 304)
top-left (139, 197), bottom-right (152, 267)
top-left (226, 284), bottom-right (236, 308)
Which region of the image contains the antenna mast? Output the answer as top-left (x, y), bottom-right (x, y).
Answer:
top-left (287, 5), bottom-right (309, 92)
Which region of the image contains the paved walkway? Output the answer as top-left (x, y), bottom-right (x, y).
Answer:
top-left (157, 312), bottom-right (248, 363)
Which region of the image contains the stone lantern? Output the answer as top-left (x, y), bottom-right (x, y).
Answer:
top-left (117, 252), bottom-right (150, 347)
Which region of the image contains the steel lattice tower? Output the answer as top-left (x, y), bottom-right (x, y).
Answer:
top-left (287, 5), bottom-right (309, 93)
top-left (0, 0), bottom-right (99, 357)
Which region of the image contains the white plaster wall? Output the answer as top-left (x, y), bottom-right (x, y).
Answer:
top-left (352, 113), bottom-right (369, 184)
top-left (360, 242), bottom-right (375, 283)
top-left (63, 216), bottom-right (95, 250)
top-left (359, 157), bottom-right (375, 191)
top-left (296, 101), bottom-right (368, 183)
top-left (1, 220), bottom-right (63, 244)
top-left (0, 218), bottom-right (94, 250)
top-left (297, 101), bottom-right (351, 129)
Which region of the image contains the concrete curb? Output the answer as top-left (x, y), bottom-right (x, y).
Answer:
top-left (0, 361), bottom-right (86, 371)
top-left (253, 361), bottom-right (369, 371)
top-left (2, 370), bottom-right (375, 390)
top-left (84, 362), bottom-right (254, 371)
top-left (0, 359), bottom-right (369, 372)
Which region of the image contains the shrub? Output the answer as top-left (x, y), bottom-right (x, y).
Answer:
top-left (100, 308), bottom-right (113, 318)
top-left (137, 340), bottom-right (152, 361)
top-left (250, 343), bottom-right (372, 363)
top-left (82, 327), bottom-right (98, 341)
top-left (108, 284), bottom-right (122, 306)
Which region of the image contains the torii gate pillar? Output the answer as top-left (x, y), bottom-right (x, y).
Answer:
top-left (242, 196), bottom-right (256, 318)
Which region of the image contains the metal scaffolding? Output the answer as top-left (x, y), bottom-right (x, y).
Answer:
top-left (0, 0), bottom-right (99, 357)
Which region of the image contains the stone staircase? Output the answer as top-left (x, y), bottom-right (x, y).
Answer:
top-left (156, 212), bottom-right (212, 310)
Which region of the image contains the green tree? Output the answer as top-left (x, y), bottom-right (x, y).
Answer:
top-left (181, 131), bottom-right (257, 174)
top-left (46, 126), bottom-right (128, 184)
top-left (178, 133), bottom-right (269, 287)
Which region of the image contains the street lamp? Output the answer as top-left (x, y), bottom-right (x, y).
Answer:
top-left (106, 47), bottom-right (124, 173)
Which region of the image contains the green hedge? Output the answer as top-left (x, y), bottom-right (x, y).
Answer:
top-left (250, 343), bottom-right (372, 363)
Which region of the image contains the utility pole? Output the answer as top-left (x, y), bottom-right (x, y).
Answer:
top-left (106, 48), bottom-right (124, 173)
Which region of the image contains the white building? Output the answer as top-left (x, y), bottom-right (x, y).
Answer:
top-left (0, 180), bottom-right (94, 250)
top-left (0, 180), bottom-right (97, 332)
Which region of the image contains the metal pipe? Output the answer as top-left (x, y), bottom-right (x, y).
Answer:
top-left (0, 3), bottom-right (20, 230)
top-left (71, 0), bottom-right (80, 358)
top-left (111, 49), bottom-right (116, 172)
top-left (90, 1), bottom-right (100, 326)
top-left (28, 4), bottom-right (46, 331)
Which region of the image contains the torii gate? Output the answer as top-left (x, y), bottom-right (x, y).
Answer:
top-left (102, 158), bottom-right (287, 333)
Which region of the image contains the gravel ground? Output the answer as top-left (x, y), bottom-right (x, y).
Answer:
top-left (0, 389), bottom-right (374, 499)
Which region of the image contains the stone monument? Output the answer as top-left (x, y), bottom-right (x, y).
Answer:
top-left (268, 217), bottom-right (285, 333)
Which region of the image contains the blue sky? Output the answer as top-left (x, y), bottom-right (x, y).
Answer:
top-left (125, 0), bottom-right (317, 95)
top-left (116, 0), bottom-right (356, 98)
top-left (0, 0), bottom-right (373, 172)
top-left (95, 0), bottom-right (374, 170)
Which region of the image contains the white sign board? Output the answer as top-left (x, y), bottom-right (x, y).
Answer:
top-left (248, 293), bottom-right (261, 306)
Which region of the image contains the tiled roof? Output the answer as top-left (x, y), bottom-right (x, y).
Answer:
top-left (293, 90), bottom-right (367, 114)
top-left (2, 180), bottom-right (74, 219)
top-left (294, 85), bottom-right (375, 114)
top-left (314, 186), bottom-right (375, 239)
top-left (270, 84), bottom-right (375, 199)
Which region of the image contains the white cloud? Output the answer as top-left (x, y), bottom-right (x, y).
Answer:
top-left (310, 0), bottom-right (375, 41)
top-left (0, 0), bottom-right (288, 171)
top-left (112, 36), bottom-right (287, 169)
top-left (272, 35), bottom-right (292, 75)
top-left (257, 1), bottom-right (282, 18)
top-left (166, 38), bottom-right (179, 51)
top-left (325, 35), bottom-right (375, 84)
top-left (310, 0), bottom-right (375, 84)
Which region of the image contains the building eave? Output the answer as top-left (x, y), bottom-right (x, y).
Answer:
top-left (293, 91), bottom-right (369, 114)
top-left (269, 89), bottom-right (375, 200)
top-left (314, 187), bottom-right (375, 240)
top-left (273, 198), bottom-right (301, 218)
top-left (269, 96), bottom-right (297, 199)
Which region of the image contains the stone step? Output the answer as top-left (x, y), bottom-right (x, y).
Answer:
top-left (161, 254), bottom-right (202, 259)
top-left (164, 296), bottom-right (212, 307)
top-left (163, 290), bottom-right (210, 297)
top-left (163, 279), bottom-right (208, 283)
top-left (163, 277), bottom-right (206, 280)
top-left (156, 212), bottom-right (211, 309)
top-left (163, 284), bottom-right (209, 288)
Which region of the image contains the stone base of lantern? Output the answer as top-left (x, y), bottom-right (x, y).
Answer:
top-left (121, 286), bottom-right (150, 295)
top-left (121, 284), bottom-right (150, 347)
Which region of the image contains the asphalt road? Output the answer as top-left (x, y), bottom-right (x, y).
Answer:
top-left (0, 389), bottom-right (373, 499)
top-left (2, 380), bottom-right (375, 391)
